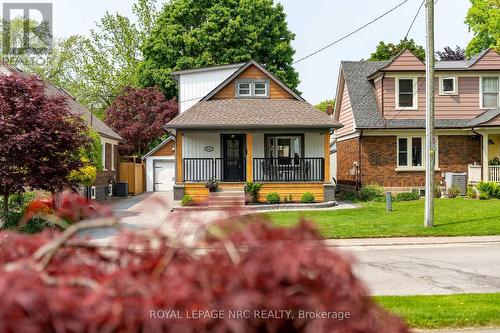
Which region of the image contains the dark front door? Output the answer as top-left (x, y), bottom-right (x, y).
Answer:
top-left (222, 134), bottom-right (245, 181)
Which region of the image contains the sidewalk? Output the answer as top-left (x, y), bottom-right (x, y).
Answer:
top-left (324, 235), bottom-right (500, 248)
top-left (415, 328), bottom-right (500, 333)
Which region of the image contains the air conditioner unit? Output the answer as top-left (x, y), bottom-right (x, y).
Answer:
top-left (445, 172), bottom-right (467, 195)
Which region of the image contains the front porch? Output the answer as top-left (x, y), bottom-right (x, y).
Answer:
top-left (174, 130), bottom-right (334, 203)
top-left (469, 132), bottom-right (500, 183)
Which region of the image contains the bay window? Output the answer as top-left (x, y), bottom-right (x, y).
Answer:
top-left (481, 77), bottom-right (499, 109)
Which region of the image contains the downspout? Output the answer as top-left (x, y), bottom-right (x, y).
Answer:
top-left (381, 73), bottom-right (385, 117)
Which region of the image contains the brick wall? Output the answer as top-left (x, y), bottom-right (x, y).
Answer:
top-left (360, 135), bottom-right (481, 190)
top-left (94, 144), bottom-right (119, 200)
top-left (336, 138), bottom-right (360, 190)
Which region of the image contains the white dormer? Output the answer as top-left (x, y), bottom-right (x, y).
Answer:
top-left (171, 63), bottom-right (245, 113)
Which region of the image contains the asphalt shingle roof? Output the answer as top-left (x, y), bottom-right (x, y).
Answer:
top-left (164, 99), bottom-right (341, 129)
top-left (341, 61), bottom-right (389, 129)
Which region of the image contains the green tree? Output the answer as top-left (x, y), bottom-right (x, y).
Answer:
top-left (465, 0), bottom-right (500, 57)
top-left (138, 0), bottom-right (299, 99)
top-left (368, 38), bottom-right (426, 61)
top-left (315, 99), bottom-right (335, 112)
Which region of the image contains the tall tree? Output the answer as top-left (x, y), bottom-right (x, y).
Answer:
top-left (105, 87), bottom-right (178, 157)
top-left (0, 74), bottom-right (89, 211)
top-left (368, 39), bottom-right (426, 61)
top-left (436, 46), bottom-right (466, 61)
top-left (315, 99), bottom-right (335, 112)
top-left (138, 0), bottom-right (299, 99)
top-left (465, 0), bottom-right (500, 57)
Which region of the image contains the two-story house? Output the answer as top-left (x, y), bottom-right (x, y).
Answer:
top-left (164, 60), bottom-right (340, 203)
top-left (334, 48), bottom-right (500, 193)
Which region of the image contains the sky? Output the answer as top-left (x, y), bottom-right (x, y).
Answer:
top-left (11, 0), bottom-right (473, 104)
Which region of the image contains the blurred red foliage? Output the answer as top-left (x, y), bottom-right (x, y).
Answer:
top-left (0, 219), bottom-right (409, 333)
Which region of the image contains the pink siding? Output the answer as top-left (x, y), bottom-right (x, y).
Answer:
top-left (384, 50), bottom-right (425, 71)
top-left (374, 78), bottom-right (383, 112)
top-left (336, 82), bottom-right (356, 137)
top-left (382, 76), bottom-right (482, 120)
top-left (470, 50), bottom-right (500, 70)
top-left (484, 116), bottom-right (500, 126)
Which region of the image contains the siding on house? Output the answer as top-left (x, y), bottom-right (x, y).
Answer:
top-left (211, 64), bottom-right (294, 100)
top-left (469, 49), bottom-right (500, 70)
top-left (383, 50), bottom-right (425, 71)
top-left (335, 81), bottom-right (356, 138)
top-left (382, 76), bottom-right (485, 119)
top-left (178, 67), bottom-right (240, 113)
top-left (151, 140), bottom-right (175, 157)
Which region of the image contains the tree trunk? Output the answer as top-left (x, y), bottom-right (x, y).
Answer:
top-left (2, 193), bottom-right (9, 212)
top-left (51, 190), bottom-right (57, 210)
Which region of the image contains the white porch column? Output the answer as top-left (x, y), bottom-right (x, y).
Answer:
top-left (482, 133), bottom-right (489, 181)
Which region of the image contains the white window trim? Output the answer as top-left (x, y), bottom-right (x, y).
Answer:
top-left (439, 76), bottom-right (458, 95)
top-left (236, 80), bottom-right (269, 98)
top-left (236, 82), bottom-right (252, 97)
top-left (395, 77), bottom-right (418, 110)
top-left (111, 144), bottom-right (115, 171)
top-left (396, 136), bottom-right (439, 171)
top-left (479, 76), bottom-right (500, 109)
top-left (101, 143), bottom-right (107, 171)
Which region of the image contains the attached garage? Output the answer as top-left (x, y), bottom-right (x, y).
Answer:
top-left (143, 137), bottom-right (176, 192)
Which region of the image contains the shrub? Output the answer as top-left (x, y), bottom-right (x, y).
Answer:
top-left (467, 185), bottom-right (478, 199)
top-left (181, 195), bottom-right (194, 206)
top-left (476, 181), bottom-right (499, 199)
top-left (359, 184), bottom-right (383, 202)
top-left (394, 190), bottom-right (420, 202)
top-left (434, 185), bottom-right (442, 198)
top-left (0, 219), bottom-right (410, 332)
top-left (245, 182), bottom-right (262, 203)
top-left (301, 192), bottom-right (315, 203)
top-left (266, 192), bottom-right (280, 204)
top-left (447, 186), bottom-right (461, 198)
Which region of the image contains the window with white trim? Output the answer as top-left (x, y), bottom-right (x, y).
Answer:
top-left (111, 144), bottom-right (115, 171)
top-left (397, 136), bottom-right (438, 169)
top-left (481, 77), bottom-right (499, 109)
top-left (236, 80), bottom-right (269, 97)
top-left (396, 78), bottom-right (417, 109)
top-left (237, 82), bottom-right (251, 96)
top-left (440, 77), bottom-right (457, 95)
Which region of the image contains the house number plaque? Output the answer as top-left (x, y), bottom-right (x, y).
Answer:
top-left (204, 146), bottom-right (214, 152)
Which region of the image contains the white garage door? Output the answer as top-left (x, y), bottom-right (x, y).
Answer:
top-left (153, 160), bottom-right (175, 191)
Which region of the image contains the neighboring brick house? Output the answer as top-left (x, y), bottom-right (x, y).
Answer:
top-left (333, 48), bottom-right (500, 193)
top-left (0, 63), bottom-right (123, 201)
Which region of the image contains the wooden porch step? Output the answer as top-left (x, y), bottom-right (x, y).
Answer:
top-left (208, 191), bottom-right (246, 208)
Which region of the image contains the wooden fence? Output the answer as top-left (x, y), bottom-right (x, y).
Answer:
top-left (118, 162), bottom-right (145, 195)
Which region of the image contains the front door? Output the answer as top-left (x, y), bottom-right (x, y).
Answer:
top-left (222, 134), bottom-right (245, 181)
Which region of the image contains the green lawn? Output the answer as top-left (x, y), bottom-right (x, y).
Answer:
top-left (264, 198), bottom-right (500, 238)
top-left (376, 293), bottom-right (500, 329)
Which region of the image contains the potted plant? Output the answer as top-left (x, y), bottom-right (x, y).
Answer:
top-left (205, 178), bottom-right (219, 192)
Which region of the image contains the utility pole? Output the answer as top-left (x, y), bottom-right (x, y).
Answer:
top-left (424, 0), bottom-right (435, 227)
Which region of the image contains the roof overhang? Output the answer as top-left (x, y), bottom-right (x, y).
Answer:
top-left (164, 124), bottom-right (342, 130)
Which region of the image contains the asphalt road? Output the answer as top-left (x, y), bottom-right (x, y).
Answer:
top-left (340, 241), bottom-right (500, 295)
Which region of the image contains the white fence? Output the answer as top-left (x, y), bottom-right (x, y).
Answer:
top-left (489, 165), bottom-right (500, 183)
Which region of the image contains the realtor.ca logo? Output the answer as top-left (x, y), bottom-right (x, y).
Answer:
top-left (2, 2), bottom-right (53, 55)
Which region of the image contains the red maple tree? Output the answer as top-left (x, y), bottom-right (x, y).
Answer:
top-left (105, 86), bottom-right (178, 156)
top-left (0, 73), bottom-right (89, 211)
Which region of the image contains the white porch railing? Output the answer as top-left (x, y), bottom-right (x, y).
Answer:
top-left (489, 165), bottom-right (500, 183)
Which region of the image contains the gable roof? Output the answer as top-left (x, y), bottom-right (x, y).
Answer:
top-left (201, 59), bottom-right (304, 102)
top-left (340, 60), bottom-right (389, 129)
top-left (142, 136), bottom-right (175, 160)
top-left (164, 99), bottom-right (341, 129)
top-left (0, 63), bottom-right (122, 141)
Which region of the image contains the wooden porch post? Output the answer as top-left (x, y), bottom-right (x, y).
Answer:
top-left (176, 130), bottom-right (183, 183)
top-left (246, 133), bottom-right (253, 182)
top-left (482, 132), bottom-right (489, 182)
top-left (324, 130), bottom-right (331, 182)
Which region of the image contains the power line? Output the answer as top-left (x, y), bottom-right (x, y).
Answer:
top-left (292, 0), bottom-right (409, 65)
top-left (405, 0), bottom-right (425, 39)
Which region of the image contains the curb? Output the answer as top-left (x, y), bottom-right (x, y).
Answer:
top-left (323, 236), bottom-right (500, 247)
